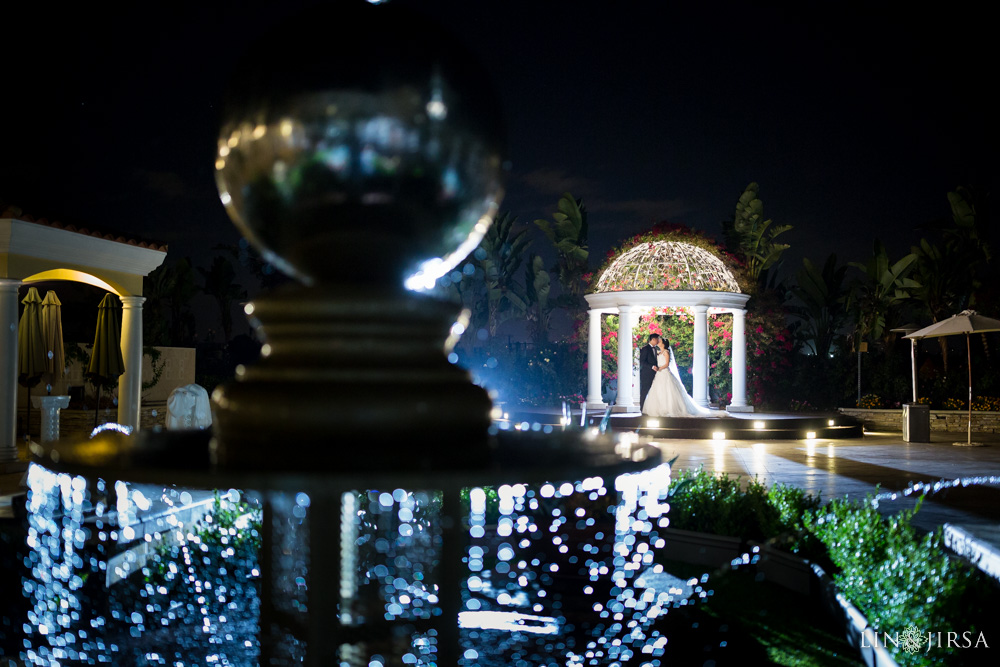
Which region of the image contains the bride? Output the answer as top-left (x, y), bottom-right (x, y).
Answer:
top-left (642, 337), bottom-right (718, 418)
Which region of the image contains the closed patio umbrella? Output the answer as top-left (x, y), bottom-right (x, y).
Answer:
top-left (41, 290), bottom-right (66, 391)
top-left (905, 310), bottom-right (1000, 446)
top-left (86, 293), bottom-right (125, 427)
top-left (18, 287), bottom-right (46, 440)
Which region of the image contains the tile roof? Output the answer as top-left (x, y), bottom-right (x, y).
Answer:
top-left (1, 205), bottom-right (168, 252)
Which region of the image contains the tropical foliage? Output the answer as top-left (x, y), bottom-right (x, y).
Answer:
top-left (847, 240), bottom-right (919, 346)
top-left (789, 254), bottom-right (849, 357)
top-left (534, 193), bottom-right (589, 305)
top-left (722, 182), bottom-right (792, 291)
top-left (199, 255), bottom-right (247, 343)
top-left (476, 212), bottom-right (531, 337)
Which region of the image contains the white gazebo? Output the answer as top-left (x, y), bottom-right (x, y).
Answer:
top-left (1, 213), bottom-right (166, 466)
top-left (584, 240), bottom-right (752, 413)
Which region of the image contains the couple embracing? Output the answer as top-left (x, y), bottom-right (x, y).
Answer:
top-left (638, 334), bottom-right (717, 418)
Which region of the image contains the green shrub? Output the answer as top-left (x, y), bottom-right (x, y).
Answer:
top-left (804, 494), bottom-right (990, 665)
top-left (665, 470), bottom-right (994, 665)
top-left (667, 468), bottom-right (782, 541)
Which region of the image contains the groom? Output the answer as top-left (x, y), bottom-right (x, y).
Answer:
top-left (639, 333), bottom-right (661, 412)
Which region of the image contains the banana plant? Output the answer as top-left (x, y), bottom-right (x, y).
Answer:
top-left (726, 183), bottom-right (792, 290)
top-left (525, 254), bottom-right (552, 345)
top-left (534, 192), bottom-right (589, 305)
top-left (789, 254), bottom-right (849, 357)
top-left (847, 240), bottom-right (919, 346)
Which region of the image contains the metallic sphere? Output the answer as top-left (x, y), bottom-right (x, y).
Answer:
top-left (215, 1), bottom-right (505, 288)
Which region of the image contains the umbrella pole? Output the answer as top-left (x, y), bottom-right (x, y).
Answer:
top-left (94, 385), bottom-right (101, 429)
top-left (911, 339), bottom-right (918, 402)
top-left (968, 333), bottom-right (972, 446)
top-left (26, 384), bottom-right (31, 442)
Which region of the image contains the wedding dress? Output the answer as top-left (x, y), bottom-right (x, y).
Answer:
top-left (642, 349), bottom-right (717, 418)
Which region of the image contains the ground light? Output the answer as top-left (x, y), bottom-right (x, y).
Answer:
top-left (806, 431), bottom-right (817, 439)
top-left (647, 418), bottom-right (661, 428)
top-left (753, 420), bottom-right (765, 430)
top-left (712, 431), bottom-right (726, 440)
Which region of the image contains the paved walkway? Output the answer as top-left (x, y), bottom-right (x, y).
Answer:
top-left (651, 430), bottom-right (1000, 573)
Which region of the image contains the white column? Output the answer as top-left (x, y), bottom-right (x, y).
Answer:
top-left (0, 279), bottom-right (21, 463)
top-left (615, 306), bottom-right (635, 408)
top-left (692, 305), bottom-right (709, 407)
top-left (731, 308), bottom-right (748, 408)
top-left (117, 296), bottom-right (145, 431)
top-left (586, 309), bottom-right (604, 406)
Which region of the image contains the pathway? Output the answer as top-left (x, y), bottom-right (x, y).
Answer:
top-left (652, 430), bottom-right (1000, 578)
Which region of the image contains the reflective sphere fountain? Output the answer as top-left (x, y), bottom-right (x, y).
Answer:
top-left (19, 3), bottom-right (674, 666)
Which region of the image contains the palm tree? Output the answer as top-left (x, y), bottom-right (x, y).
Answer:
top-left (199, 255), bottom-right (248, 343)
top-left (534, 193), bottom-right (589, 306)
top-left (789, 254), bottom-right (848, 357)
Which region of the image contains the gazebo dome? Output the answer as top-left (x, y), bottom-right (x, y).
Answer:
top-left (595, 241), bottom-right (740, 293)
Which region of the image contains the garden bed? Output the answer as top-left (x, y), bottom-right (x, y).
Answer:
top-left (664, 467), bottom-right (996, 666)
top-left (838, 407), bottom-right (1000, 433)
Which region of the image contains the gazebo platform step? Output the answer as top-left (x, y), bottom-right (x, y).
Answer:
top-left (585, 412), bottom-right (863, 440)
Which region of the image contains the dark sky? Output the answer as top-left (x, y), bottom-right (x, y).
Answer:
top-left (2, 0), bottom-right (994, 294)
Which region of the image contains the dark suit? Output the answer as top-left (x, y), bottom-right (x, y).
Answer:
top-left (639, 344), bottom-right (659, 411)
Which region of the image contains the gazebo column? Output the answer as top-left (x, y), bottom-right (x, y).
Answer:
top-left (0, 279), bottom-right (22, 467)
top-left (586, 309), bottom-right (604, 407)
top-left (730, 308), bottom-right (751, 411)
top-left (117, 296), bottom-right (145, 431)
top-left (692, 305), bottom-right (709, 407)
top-left (615, 306), bottom-right (635, 409)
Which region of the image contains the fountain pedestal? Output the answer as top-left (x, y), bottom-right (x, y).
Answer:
top-left (30, 395), bottom-right (70, 443)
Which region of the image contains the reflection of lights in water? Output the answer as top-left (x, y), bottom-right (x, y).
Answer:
top-left (23, 460), bottom-right (698, 664)
top-left (458, 611), bottom-right (559, 635)
top-left (23, 465), bottom-right (262, 665)
top-left (461, 465), bottom-right (674, 663)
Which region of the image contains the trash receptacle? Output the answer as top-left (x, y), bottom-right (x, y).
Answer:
top-left (903, 403), bottom-right (930, 443)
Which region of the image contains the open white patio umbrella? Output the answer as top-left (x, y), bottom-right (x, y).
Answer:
top-left (905, 310), bottom-right (1000, 446)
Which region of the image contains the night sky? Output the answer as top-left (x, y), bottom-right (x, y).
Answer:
top-left (2, 0), bottom-right (993, 313)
